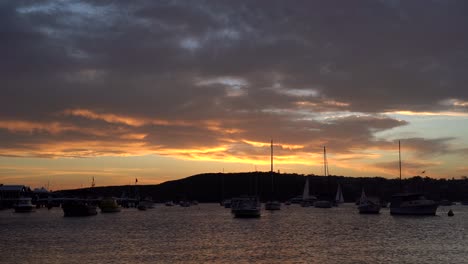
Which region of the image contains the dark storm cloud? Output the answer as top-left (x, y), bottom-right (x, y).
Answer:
top-left (1, 0), bottom-right (467, 158)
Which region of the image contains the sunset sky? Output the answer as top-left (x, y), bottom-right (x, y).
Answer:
top-left (1, 1), bottom-right (468, 190)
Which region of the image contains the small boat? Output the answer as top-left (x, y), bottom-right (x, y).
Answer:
top-left (314, 200), bottom-right (332, 208)
top-left (14, 197), bottom-right (35, 213)
top-left (165, 201), bottom-right (175, 206)
top-left (231, 196), bottom-right (261, 218)
top-left (62, 199), bottom-right (97, 217)
top-left (180, 200), bottom-right (191, 207)
top-left (137, 197), bottom-right (155, 210)
top-left (99, 197), bottom-right (121, 213)
top-left (222, 199), bottom-right (232, 208)
top-left (357, 189), bottom-right (381, 214)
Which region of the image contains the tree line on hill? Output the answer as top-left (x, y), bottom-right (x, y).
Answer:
top-left (54, 172), bottom-right (468, 203)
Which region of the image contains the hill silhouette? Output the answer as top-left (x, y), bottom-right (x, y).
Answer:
top-left (55, 172), bottom-right (468, 203)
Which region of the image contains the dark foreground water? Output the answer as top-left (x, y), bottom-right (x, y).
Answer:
top-left (1, 204), bottom-right (466, 264)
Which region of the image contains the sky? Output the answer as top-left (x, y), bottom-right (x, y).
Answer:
top-left (1, 0), bottom-right (468, 190)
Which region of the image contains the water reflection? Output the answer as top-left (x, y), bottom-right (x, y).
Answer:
top-left (1, 204), bottom-right (467, 263)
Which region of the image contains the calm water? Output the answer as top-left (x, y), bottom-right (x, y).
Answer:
top-left (1, 204), bottom-right (467, 264)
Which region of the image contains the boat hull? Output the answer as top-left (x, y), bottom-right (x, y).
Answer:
top-left (14, 206), bottom-right (35, 213)
top-left (63, 203), bottom-right (98, 217)
top-left (358, 204), bottom-right (381, 214)
top-left (231, 196), bottom-right (261, 218)
top-left (232, 209), bottom-right (261, 218)
top-left (390, 204), bottom-right (438, 215)
top-left (314, 200), bottom-right (332, 208)
top-left (265, 201), bottom-right (281, 210)
top-left (100, 207), bottom-right (121, 213)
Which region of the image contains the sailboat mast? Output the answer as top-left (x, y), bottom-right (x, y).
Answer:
top-left (323, 146), bottom-right (327, 177)
top-left (399, 140), bottom-right (402, 191)
top-left (271, 139), bottom-right (273, 173)
top-left (271, 139), bottom-right (274, 194)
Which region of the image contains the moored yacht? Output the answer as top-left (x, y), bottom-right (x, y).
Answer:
top-left (390, 193), bottom-right (438, 215)
top-left (99, 197), bottom-right (121, 213)
top-left (137, 197), bottom-right (155, 210)
top-left (231, 196), bottom-right (261, 218)
top-left (390, 141), bottom-right (438, 216)
top-left (14, 197), bottom-right (35, 213)
top-left (62, 199), bottom-right (98, 217)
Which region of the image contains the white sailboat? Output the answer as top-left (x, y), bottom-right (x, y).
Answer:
top-left (335, 183), bottom-right (345, 205)
top-left (265, 139), bottom-right (281, 211)
top-left (301, 176), bottom-right (316, 207)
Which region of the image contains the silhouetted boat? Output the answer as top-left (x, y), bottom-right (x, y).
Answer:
top-left (335, 183), bottom-right (344, 205)
top-left (99, 197), bottom-right (121, 213)
top-left (314, 146), bottom-right (332, 208)
top-left (137, 197), bottom-right (155, 210)
top-left (390, 141), bottom-right (438, 216)
top-left (231, 196), bottom-right (261, 218)
top-left (265, 140), bottom-right (281, 211)
top-left (14, 197), bottom-right (35, 213)
top-left (180, 200), bottom-right (191, 207)
top-left (438, 200), bottom-right (454, 206)
top-left (222, 199), bottom-right (232, 208)
top-left (390, 193), bottom-right (438, 215)
top-left (62, 199), bottom-right (97, 217)
top-left (300, 178), bottom-right (316, 207)
top-left (358, 189), bottom-right (381, 214)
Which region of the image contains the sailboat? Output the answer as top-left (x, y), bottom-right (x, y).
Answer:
top-left (265, 139), bottom-right (281, 211)
top-left (389, 141), bottom-right (438, 215)
top-left (335, 183), bottom-right (345, 205)
top-left (358, 189), bottom-right (381, 214)
top-left (301, 176), bottom-right (316, 207)
top-left (314, 146), bottom-right (332, 208)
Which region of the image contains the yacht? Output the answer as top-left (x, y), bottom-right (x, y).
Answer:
top-left (231, 196), bottom-right (261, 218)
top-left (357, 189), bottom-right (381, 214)
top-left (389, 141), bottom-right (438, 216)
top-left (390, 193), bottom-right (438, 215)
top-left (137, 197), bottom-right (155, 210)
top-left (99, 197), bottom-right (121, 213)
top-left (14, 197), bottom-right (35, 213)
top-left (62, 199), bottom-right (98, 217)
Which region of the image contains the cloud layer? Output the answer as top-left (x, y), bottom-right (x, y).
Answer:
top-left (2, 1), bottom-right (468, 178)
